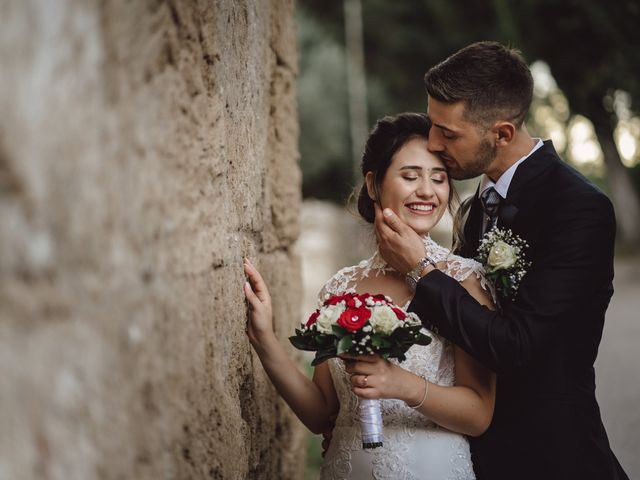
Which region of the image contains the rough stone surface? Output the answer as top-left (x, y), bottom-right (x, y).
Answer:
top-left (0, 1), bottom-right (303, 479)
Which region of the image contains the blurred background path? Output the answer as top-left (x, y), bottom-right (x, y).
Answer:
top-left (596, 256), bottom-right (640, 477)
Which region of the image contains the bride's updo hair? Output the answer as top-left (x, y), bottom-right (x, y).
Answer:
top-left (356, 113), bottom-right (432, 223)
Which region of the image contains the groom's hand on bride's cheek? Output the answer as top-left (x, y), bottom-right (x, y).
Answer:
top-left (374, 203), bottom-right (425, 274)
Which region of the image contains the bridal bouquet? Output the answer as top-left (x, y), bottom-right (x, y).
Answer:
top-left (289, 292), bottom-right (431, 449)
top-left (476, 227), bottom-right (531, 300)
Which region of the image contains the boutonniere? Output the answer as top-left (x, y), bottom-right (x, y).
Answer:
top-left (476, 227), bottom-right (531, 300)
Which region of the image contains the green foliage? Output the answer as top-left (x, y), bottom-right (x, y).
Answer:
top-left (297, 7), bottom-right (352, 202)
top-left (311, 348), bottom-right (339, 366)
top-left (510, 0), bottom-right (640, 118)
top-left (304, 432), bottom-right (323, 480)
top-left (337, 335), bottom-right (353, 354)
top-left (297, 0), bottom-right (639, 203)
top-left (289, 313), bottom-right (431, 367)
top-left (331, 324), bottom-right (350, 336)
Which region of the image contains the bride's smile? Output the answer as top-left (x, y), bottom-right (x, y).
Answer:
top-left (406, 202), bottom-right (436, 214)
top-left (367, 136), bottom-right (450, 237)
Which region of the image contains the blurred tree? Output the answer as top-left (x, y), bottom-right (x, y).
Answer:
top-left (505, 0), bottom-right (640, 247)
top-left (344, 0), bottom-right (369, 177)
top-left (297, 0), bottom-right (640, 246)
top-left (297, 7), bottom-right (353, 202)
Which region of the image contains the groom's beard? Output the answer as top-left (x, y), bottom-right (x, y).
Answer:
top-left (448, 139), bottom-right (497, 180)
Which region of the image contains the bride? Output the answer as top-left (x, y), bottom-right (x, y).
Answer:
top-left (243, 113), bottom-right (495, 479)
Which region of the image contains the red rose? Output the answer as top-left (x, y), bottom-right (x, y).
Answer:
top-left (392, 307), bottom-right (407, 321)
top-left (306, 309), bottom-right (320, 327)
top-left (324, 293), bottom-right (349, 306)
top-left (346, 294), bottom-right (367, 308)
top-left (337, 306), bottom-right (371, 332)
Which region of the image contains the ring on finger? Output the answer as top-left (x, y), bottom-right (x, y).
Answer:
top-left (363, 375), bottom-right (368, 387)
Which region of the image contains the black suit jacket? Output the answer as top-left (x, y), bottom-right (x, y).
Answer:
top-left (409, 141), bottom-right (628, 480)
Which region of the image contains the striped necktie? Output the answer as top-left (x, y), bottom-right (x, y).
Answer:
top-left (480, 187), bottom-right (501, 237)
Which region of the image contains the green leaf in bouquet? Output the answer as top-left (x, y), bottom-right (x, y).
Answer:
top-left (395, 325), bottom-right (430, 344)
top-left (288, 335), bottom-right (318, 351)
top-left (331, 325), bottom-right (349, 337)
top-left (337, 335), bottom-right (353, 354)
top-left (370, 334), bottom-right (392, 349)
top-left (313, 334), bottom-right (334, 346)
top-left (394, 352), bottom-right (407, 363)
top-left (311, 347), bottom-right (338, 366)
top-left (415, 333), bottom-right (432, 346)
top-left (389, 328), bottom-right (408, 342)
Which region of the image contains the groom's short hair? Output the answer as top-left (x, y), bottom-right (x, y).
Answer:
top-left (424, 41), bottom-right (533, 129)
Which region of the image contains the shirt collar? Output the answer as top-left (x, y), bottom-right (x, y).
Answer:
top-left (479, 138), bottom-right (543, 199)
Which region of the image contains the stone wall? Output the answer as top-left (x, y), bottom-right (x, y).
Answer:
top-left (0, 1), bottom-right (303, 479)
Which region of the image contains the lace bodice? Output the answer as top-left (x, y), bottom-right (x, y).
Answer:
top-left (318, 236), bottom-right (491, 305)
top-left (319, 236), bottom-right (484, 480)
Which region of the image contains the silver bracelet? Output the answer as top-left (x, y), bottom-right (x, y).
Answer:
top-left (407, 376), bottom-right (429, 409)
top-left (405, 255), bottom-right (437, 291)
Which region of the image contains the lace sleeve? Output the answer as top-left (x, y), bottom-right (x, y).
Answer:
top-left (315, 250), bottom-right (396, 306)
top-left (315, 264), bottom-right (361, 306)
top-left (443, 256), bottom-right (496, 303)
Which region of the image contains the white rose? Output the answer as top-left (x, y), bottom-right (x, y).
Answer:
top-left (369, 305), bottom-right (401, 336)
top-left (486, 240), bottom-right (517, 272)
top-left (316, 305), bottom-right (344, 333)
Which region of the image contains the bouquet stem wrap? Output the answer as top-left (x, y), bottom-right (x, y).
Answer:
top-left (359, 398), bottom-right (384, 449)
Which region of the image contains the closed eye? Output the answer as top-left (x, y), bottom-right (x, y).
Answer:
top-left (442, 130), bottom-right (456, 140)
top-left (403, 176), bottom-right (418, 181)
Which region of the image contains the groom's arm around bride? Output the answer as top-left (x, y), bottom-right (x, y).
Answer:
top-left (375, 41), bottom-right (629, 480)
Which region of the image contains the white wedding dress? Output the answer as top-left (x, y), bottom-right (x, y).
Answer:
top-left (319, 237), bottom-right (491, 480)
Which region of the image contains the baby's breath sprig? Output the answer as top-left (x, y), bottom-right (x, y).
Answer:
top-left (476, 227), bottom-right (531, 300)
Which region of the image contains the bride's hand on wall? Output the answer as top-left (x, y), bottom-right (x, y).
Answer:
top-left (243, 259), bottom-right (274, 345)
top-left (342, 354), bottom-right (420, 403)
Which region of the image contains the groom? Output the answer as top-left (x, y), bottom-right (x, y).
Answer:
top-left (375, 42), bottom-right (628, 480)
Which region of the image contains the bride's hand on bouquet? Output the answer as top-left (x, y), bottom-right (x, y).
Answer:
top-left (341, 354), bottom-right (414, 402)
top-left (243, 259), bottom-right (275, 345)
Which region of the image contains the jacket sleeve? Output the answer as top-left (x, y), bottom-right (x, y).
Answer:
top-left (408, 191), bottom-right (616, 374)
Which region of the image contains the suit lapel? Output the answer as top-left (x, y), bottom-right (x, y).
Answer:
top-left (461, 140), bottom-right (559, 256)
top-left (498, 200), bottom-right (519, 229)
top-left (499, 140), bottom-right (559, 238)
top-left (505, 140), bottom-right (558, 206)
